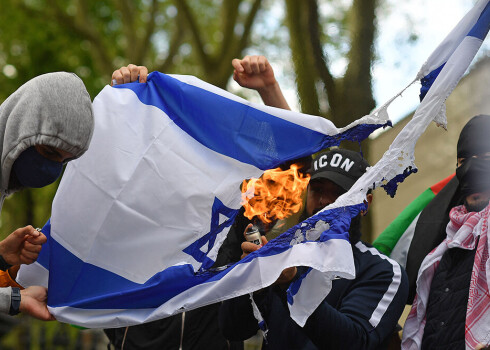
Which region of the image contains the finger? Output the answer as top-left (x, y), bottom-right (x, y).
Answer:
top-left (243, 223), bottom-right (253, 239)
top-left (111, 72), bottom-right (119, 86)
top-left (20, 250), bottom-right (39, 262)
top-left (26, 232), bottom-right (47, 245)
top-left (241, 57), bottom-right (253, 74)
top-left (19, 255), bottom-right (36, 265)
top-left (122, 67), bottom-right (132, 84)
top-left (26, 227), bottom-right (41, 239)
top-left (261, 236), bottom-right (268, 245)
top-left (22, 241), bottom-right (42, 253)
top-left (138, 66), bottom-right (148, 83)
top-left (128, 64), bottom-right (140, 83)
top-left (118, 67), bottom-right (131, 84)
top-left (250, 56), bottom-right (260, 74)
top-left (111, 70), bottom-right (124, 85)
top-left (241, 241), bottom-right (261, 254)
top-left (233, 70), bottom-right (240, 83)
top-left (257, 56), bottom-right (267, 72)
top-left (231, 59), bottom-right (244, 73)
top-left (13, 225), bottom-right (36, 239)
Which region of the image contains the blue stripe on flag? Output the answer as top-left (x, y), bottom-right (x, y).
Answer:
top-left (382, 167), bottom-right (419, 197)
top-left (40, 227), bottom-right (290, 309)
top-left (287, 267), bottom-right (312, 305)
top-left (47, 236), bottom-right (200, 308)
top-left (37, 220), bottom-right (51, 269)
top-left (468, 2), bottom-right (490, 40)
top-left (420, 2), bottom-right (489, 102)
top-left (114, 73), bottom-right (386, 170)
top-left (41, 202), bottom-right (360, 310)
top-left (419, 65), bottom-right (445, 102)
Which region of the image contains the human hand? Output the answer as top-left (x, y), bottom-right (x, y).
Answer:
top-left (232, 56), bottom-right (290, 110)
top-left (273, 266), bottom-right (297, 287)
top-left (241, 223), bottom-right (268, 259)
top-left (241, 224), bottom-right (297, 286)
top-left (0, 226), bottom-right (47, 266)
top-left (232, 55), bottom-right (277, 91)
top-left (111, 64), bottom-right (148, 86)
top-left (20, 286), bottom-right (55, 321)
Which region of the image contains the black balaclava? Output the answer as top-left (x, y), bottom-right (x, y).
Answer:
top-left (456, 115), bottom-right (490, 159)
top-left (456, 115), bottom-right (490, 198)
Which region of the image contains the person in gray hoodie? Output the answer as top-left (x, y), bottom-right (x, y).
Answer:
top-left (0, 72), bottom-right (94, 320)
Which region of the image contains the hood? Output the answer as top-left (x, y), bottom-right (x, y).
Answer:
top-left (0, 72), bottom-right (94, 194)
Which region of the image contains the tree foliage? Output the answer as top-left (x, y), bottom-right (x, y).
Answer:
top-left (285, 0), bottom-right (377, 129)
top-left (0, 0), bottom-right (263, 100)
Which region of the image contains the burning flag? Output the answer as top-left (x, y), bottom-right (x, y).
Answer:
top-left (16, 0), bottom-right (489, 329)
top-left (16, 72), bottom-right (387, 328)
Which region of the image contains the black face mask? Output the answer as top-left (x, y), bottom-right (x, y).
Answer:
top-left (456, 157), bottom-right (490, 198)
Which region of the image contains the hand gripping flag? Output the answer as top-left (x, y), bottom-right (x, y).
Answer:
top-left (16, 72), bottom-right (389, 328)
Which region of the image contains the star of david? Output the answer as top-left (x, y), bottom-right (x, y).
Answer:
top-left (182, 197), bottom-right (239, 271)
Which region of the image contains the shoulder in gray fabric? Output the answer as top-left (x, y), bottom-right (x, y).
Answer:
top-left (0, 72), bottom-right (94, 195)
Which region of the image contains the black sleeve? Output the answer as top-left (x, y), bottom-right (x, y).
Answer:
top-left (405, 176), bottom-right (461, 302)
top-left (301, 262), bottom-right (408, 349)
top-left (213, 208), bottom-right (251, 268)
top-left (219, 294), bottom-right (261, 341)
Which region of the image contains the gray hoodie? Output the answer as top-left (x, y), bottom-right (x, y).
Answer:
top-left (0, 73), bottom-right (94, 315)
top-left (0, 72), bottom-right (94, 201)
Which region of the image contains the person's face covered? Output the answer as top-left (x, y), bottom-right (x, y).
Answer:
top-left (456, 152), bottom-right (490, 212)
top-left (11, 145), bottom-right (74, 188)
top-left (456, 115), bottom-right (490, 213)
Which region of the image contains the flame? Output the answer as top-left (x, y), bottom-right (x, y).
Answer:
top-left (241, 164), bottom-right (310, 223)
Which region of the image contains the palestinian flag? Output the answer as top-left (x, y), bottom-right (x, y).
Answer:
top-left (373, 173), bottom-right (455, 257)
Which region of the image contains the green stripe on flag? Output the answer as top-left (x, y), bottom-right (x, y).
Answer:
top-left (373, 188), bottom-right (435, 255)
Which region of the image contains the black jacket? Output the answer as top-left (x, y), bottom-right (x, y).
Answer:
top-left (104, 302), bottom-right (243, 350)
top-left (219, 241), bottom-right (408, 350)
top-left (421, 245), bottom-right (476, 350)
top-left (405, 176), bottom-right (463, 302)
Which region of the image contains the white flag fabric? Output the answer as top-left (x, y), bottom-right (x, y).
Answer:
top-left (17, 72), bottom-right (387, 328)
top-left (286, 0), bottom-right (489, 326)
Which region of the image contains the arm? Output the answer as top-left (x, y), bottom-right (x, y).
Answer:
top-left (301, 260), bottom-right (408, 349)
top-left (219, 294), bottom-right (261, 341)
top-left (0, 286), bottom-right (54, 320)
top-left (232, 55), bottom-right (291, 110)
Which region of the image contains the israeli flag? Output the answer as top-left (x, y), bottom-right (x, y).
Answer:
top-left (17, 72), bottom-right (387, 328)
top-left (17, 1), bottom-right (488, 329)
top-left (418, 0), bottom-right (489, 122)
